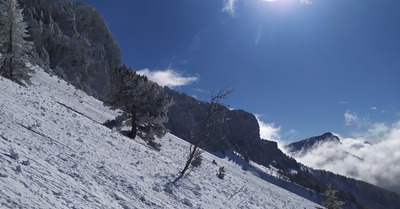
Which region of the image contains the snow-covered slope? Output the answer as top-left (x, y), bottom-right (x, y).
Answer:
top-left (0, 66), bottom-right (322, 208)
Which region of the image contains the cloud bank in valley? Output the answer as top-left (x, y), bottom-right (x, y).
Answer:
top-left (287, 114), bottom-right (400, 193)
top-left (137, 69), bottom-right (198, 88)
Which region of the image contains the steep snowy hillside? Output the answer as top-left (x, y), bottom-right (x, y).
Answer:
top-left (0, 66), bottom-right (322, 208)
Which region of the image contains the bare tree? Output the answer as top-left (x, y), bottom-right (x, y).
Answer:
top-left (180, 88), bottom-right (232, 175)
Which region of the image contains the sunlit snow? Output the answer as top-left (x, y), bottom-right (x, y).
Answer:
top-left (0, 65), bottom-right (322, 208)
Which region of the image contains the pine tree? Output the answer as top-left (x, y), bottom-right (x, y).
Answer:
top-left (107, 65), bottom-right (173, 146)
top-left (322, 184), bottom-right (345, 209)
top-left (0, 0), bottom-right (33, 84)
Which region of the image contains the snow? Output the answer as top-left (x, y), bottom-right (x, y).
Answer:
top-left (0, 65), bottom-right (323, 208)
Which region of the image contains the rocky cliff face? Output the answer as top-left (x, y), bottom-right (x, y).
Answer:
top-left (20, 0), bottom-right (121, 100)
top-left (163, 87), bottom-right (261, 151)
top-left (163, 87), bottom-right (299, 169)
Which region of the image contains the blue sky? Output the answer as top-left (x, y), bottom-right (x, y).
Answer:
top-left (78, 0), bottom-right (400, 143)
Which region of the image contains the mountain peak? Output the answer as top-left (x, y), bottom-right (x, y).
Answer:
top-left (285, 132), bottom-right (340, 154)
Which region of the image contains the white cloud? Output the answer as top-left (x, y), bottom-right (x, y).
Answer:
top-left (288, 121), bottom-right (400, 193)
top-left (136, 68), bottom-right (198, 88)
top-left (370, 106), bottom-right (377, 110)
top-left (222, 0), bottom-right (238, 16)
top-left (360, 123), bottom-right (390, 143)
top-left (255, 114), bottom-right (281, 142)
top-left (344, 110), bottom-right (359, 126)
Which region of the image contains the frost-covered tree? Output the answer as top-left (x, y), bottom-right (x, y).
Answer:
top-left (0, 0), bottom-right (33, 84)
top-left (106, 65), bottom-right (173, 147)
top-left (322, 184), bottom-right (345, 209)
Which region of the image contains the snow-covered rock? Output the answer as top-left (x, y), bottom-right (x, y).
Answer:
top-left (20, 0), bottom-right (121, 100)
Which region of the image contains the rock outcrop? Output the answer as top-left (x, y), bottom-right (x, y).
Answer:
top-left (20, 0), bottom-right (121, 100)
top-left (163, 87), bottom-right (298, 169)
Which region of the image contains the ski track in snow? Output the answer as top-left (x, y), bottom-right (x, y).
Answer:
top-left (0, 66), bottom-right (322, 208)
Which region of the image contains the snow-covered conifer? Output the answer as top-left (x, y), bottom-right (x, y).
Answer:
top-left (322, 184), bottom-right (345, 209)
top-left (107, 65), bottom-right (173, 146)
top-left (0, 0), bottom-right (33, 84)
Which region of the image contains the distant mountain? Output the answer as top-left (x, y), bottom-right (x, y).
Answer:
top-left (285, 132), bottom-right (364, 163)
top-left (286, 132), bottom-right (341, 156)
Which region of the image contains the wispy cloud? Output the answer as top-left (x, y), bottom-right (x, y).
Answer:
top-left (370, 106), bottom-right (377, 110)
top-left (288, 121), bottom-right (400, 193)
top-left (359, 123), bottom-right (390, 143)
top-left (344, 110), bottom-right (390, 142)
top-left (344, 110), bottom-right (359, 126)
top-left (136, 68), bottom-right (198, 88)
top-left (222, 0), bottom-right (238, 16)
top-left (190, 30), bottom-right (207, 51)
top-left (338, 101), bottom-right (349, 104)
top-left (255, 26), bottom-right (263, 45)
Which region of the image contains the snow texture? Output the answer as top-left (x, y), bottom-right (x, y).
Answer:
top-left (0, 65), bottom-right (322, 208)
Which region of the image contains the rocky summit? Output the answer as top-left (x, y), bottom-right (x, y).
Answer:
top-left (285, 132), bottom-right (341, 155)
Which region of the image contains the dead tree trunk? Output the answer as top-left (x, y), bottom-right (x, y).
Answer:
top-left (128, 109), bottom-right (137, 139)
